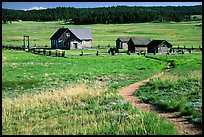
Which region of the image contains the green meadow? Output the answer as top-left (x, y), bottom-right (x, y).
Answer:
top-left (2, 50), bottom-right (180, 135)
top-left (2, 21), bottom-right (202, 48)
top-left (2, 21), bottom-right (202, 135)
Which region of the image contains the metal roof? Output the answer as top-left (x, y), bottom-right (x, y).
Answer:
top-left (130, 37), bottom-right (151, 45)
top-left (50, 28), bottom-right (92, 40)
top-left (69, 28), bottom-right (92, 40)
top-left (117, 37), bottom-right (130, 42)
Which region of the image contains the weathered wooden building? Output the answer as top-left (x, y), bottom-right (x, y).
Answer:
top-left (147, 40), bottom-right (172, 53)
top-left (116, 37), bottom-right (130, 49)
top-left (50, 28), bottom-right (92, 49)
top-left (127, 37), bottom-right (151, 53)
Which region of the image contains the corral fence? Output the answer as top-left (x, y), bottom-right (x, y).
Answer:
top-left (2, 45), bottom-right (26, 50)
top-left (171, 46), bottom-right (202, 54)
top-left (2, 45), bottom-right (65, 57)
top-left (2, 45), bottom-right (202, 57)
top-left (31, 48), bottom-right (65, 57)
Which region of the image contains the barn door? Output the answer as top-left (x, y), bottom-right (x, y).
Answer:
top-left (74, 43), bottom-right (77, 49)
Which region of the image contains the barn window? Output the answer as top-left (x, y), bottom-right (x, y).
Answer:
top-left (66, 33), bottom-right (70, 37)
top-left (82, 41), bottom-right (85, 45)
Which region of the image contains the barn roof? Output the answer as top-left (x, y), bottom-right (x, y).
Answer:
top-left (148, 40), bottom-right (172, 47)
top-left (69, 28), bottom-right (92, 40)
top-left (50, 28), bottom-right (67, 40)
top-left (50, 28), bottom-right (92, 40)
top-left (129, 37), bottom-right (151, 45)
top-left (117, 37), bottom-right (130, 42)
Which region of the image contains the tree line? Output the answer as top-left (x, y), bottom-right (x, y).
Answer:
top-left (2, 5), bottom-right (202, 24)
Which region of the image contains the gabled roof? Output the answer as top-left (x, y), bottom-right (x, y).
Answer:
top-left (50, 28), bottom-right (92, 40)
top-left (50, 28), bottom-right (67, 40)
top-left (117, 37), bottom-right (130, 42)
top-left (69, 28), bottom-right (92, 40)
top-left (129, 37), bottom-right (151, 45)
top-left (148, 40), bottom-right (172, 47)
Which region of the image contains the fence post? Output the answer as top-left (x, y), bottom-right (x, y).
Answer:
top-left (96, 51), bottom-right (99, 56)
top-left (62, 51), bottom-right (65, 57)
top-left (43, 49), bottom-right (46, 55)
top-left (199, 46), bottom-right (201, 51)
top-left (189, 49), bottom-right (191, 53)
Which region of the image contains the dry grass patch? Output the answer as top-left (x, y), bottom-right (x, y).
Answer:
top-left (2, 83), bottom-right (105, 113)
top-left (154, 70), bottom-right (202, 83)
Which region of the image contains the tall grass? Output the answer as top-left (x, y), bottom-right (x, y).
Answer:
top-left (2, 82), bottom-right (179, 135)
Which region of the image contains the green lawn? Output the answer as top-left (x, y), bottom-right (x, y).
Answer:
top-left (2, 21), bottom-right (202, 48)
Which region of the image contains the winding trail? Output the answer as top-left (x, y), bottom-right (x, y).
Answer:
top-left (119, 63), bottom-right (202, 135)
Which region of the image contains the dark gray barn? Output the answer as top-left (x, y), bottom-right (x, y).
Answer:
top-left (127, 37), bottom-right (151, 53)
top-left (116, 37), bottom-right (130, 49)
top-left (50, 28), bottom-right (92, 49)
top-left (147, 40), bottom-right (172, 53)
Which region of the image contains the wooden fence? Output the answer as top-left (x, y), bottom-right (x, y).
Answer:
top-left (31, 48), bottom-right (65, 57)
top-left (2, 45), bottom-right (202, 57)
top-left (171, 46), bottom-right (202, 53)
top-left (2, 45), bottom-right (26, 50)
top-left (2, 45), bottom-right (65, 57)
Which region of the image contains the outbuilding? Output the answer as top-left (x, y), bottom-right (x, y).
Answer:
top-left (127, 37), bottom-right (151, 53)
top-left (116, 37), bottom-right (130, 49)
top-left (147, 40), bottom-right (172, 54)
top-left (50, 27), bottom-right (92, 49)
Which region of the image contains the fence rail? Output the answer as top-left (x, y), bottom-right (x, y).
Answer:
top-left (31, 48), bottom-right (65, 57)
top-left (2, 45), bottom-right (202, 58)
top-left (2, 45), bottom-right (26, 50)
top-left (171, 46), bottom-right (202, 53)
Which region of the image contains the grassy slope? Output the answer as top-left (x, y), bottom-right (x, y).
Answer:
top-left (135, 53), bottom-right (202, 125)
top-left (2, 50), bottom-right (180, 135)
top-left (2, 21), bottom-right (202, 48)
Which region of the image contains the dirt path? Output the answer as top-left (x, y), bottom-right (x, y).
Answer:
top-left (119, 70), bottom-right (202, 135)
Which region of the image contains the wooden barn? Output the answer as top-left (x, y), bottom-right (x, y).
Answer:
top-left (116, 37), bottom-right (130, 49)
top-left (147, 40), bottom-right (173, 53)
top-left (50, 28), bottom-right (92, 49)
top-left (127, 37), bottom-right (151, 53)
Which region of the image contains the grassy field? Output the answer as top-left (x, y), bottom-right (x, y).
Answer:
top-left (2, 20), bottom-right (202, 135)
top-left (136, 53), bottom-right (202, 125)
top-left (2, 50), bottom-right (181, 135)
top-left (2, 21), bottom-right (202, 48)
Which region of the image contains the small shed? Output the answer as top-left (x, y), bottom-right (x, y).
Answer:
top-left (127, 37), bottom-right (151, 53)
top-left (50, 28), bottom-right (92, 49)
top-left (116, 37), bottom-right (130, 49)
top-left (147, 40), bottom-right (172, 53)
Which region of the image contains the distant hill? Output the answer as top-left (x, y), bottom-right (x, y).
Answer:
top-left (2, 5), bottom-right (202, 24)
